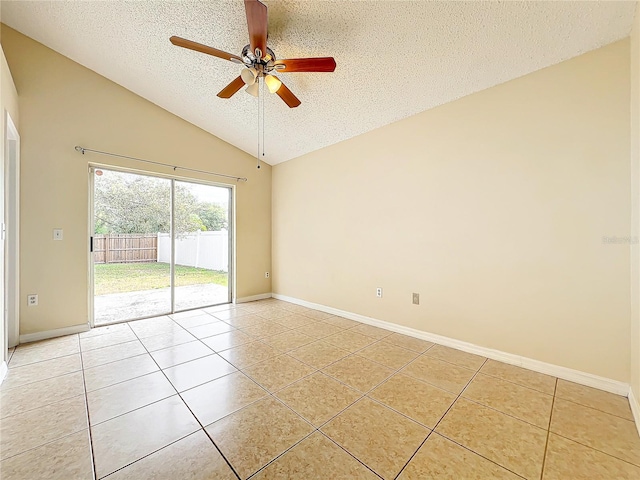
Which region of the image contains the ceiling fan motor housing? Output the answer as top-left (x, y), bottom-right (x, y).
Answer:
top-left (242, 45), bottom-right (276, 74)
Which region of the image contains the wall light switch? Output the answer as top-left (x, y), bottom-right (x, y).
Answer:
top-left (53, 229), bottom-right (63, 240)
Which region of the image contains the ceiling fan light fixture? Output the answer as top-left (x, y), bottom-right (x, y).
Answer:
top-left (246, 81), bottom-right (260, 97)
top-left (241, 67), bottom-right (257, 85)
top-left (265, 74), bottom-right (282, 94)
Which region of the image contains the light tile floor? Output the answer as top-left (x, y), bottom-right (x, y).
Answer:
top-left (1, 298), bottom-right (640, 479)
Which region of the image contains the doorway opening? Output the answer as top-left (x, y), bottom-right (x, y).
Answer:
top-left (90, 167), bottom-right (232, 326)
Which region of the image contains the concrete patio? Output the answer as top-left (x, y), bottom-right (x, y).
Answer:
top-left (94, 283), bottom-right (229, 325)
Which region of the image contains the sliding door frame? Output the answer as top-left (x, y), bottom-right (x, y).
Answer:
top-left (87, 163), bottom-right (234, 328)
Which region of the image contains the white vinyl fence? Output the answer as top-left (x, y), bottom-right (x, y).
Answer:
top-left (157, 231), bottom-right (229, 272)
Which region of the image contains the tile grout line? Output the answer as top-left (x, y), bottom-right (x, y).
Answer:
top-left (7, 348), bottom-right (81, 369)
top-left (539, 378), bottom-right (558, 480)
top-left (238, 383), bottom-right (382, 480)
top-left (78, 333), bottom-right (99, 480)
top-left (240, 353), bottom-right (319, 389)
top-left (0, 425), bottom-right (90, 463)
top-left (546, 431), bottom-right (640, 469)
top-left (322, 337), bottom-right (444, 478)
top-left (393, 357), bottom-right (527, 480)
top-left (1, 362), bottom-right (84, 393)
top-left (125, 322), bottom-right (243, 480)
top-left (474, 364), bottom-right (557, 395)
top-left (442, 366), bottom-right (533, 479)
top-left (82, 353), bottom-right (161, 393)
top-left (314, 431), bottom-right (385, 480)
top-left (80, 341), bottom-right (144, 365)
top-left (456, 395), bottom-right (550, 431)
top-left (204, 346), bottom-right (321, 479)
top-left (242, 420), bottom-right (319, 479)
top-left (550, 395), bottom-right (637, 423)
top-left (0, 391), bottom-right (86, 423)
top-left (391, 358), bottom-right (489, 480)
top-left (264, 338), bottom-right (440, 479)
top-left (278, 333), bottom-right (439, 424)
top-left (195, 304), bottom-right (383, 479)
top-left (2, 356), bottom-right (90, 420)
top-left (98, 432), bottom-right (208, 480)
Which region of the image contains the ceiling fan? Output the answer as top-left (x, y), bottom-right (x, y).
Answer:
top-left (170, 0), bottom-right (336, 108)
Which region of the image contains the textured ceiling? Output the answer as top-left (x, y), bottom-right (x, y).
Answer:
top-left (0, 1), bottom-right (636, 165)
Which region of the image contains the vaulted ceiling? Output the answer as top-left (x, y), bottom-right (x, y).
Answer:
top-left (1, 1), bottom-right (636, 164)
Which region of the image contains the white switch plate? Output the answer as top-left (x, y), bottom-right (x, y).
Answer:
top-left (28, 294), bottom-right (38, 306)
top-left (53, 229), bottom-right (63, 240)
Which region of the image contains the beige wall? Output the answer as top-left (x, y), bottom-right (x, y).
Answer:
top-left (0, 25), bottom-right (271, 336)
top-left (1, 45), bottom-right (19, 360)
top-left (631, 7), bottom-right (640, 404)
top-left (273, 40), bottom-right (631, 382)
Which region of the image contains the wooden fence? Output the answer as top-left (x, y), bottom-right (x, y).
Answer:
top-left (93, 234), bottom-right (158, 264)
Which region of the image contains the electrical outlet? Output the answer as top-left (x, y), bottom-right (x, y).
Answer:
top-left (265, 272), bottom-right (270, 279)
top-left (28, 294), bottom-right (38, 306)
top-left (412, 293), bottom-right (420, 305)
top-left (53, 229), bottom-right (63, 240)
top-left (376, 287), bottom-right (382, 298)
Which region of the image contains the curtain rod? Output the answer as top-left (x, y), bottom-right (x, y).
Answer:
top-left (74, 146), bottom-right (248, 182)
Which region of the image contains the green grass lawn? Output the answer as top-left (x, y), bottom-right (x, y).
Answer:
top-left (95, 262), bottom-right (228, 295)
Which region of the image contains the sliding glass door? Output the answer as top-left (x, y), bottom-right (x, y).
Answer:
top-left (91, 167), bottom-right (232, 326)
top-left (174, 181), bottom-right (231, 311)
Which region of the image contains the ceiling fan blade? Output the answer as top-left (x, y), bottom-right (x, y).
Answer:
top-left (274, 57), bottom-right (337, 73)
top-left (217, 76), bottom-right (246, 99)
top-left (170, 36), bottom-right (242, 63)
top-left (276, 82), bottom-right (301, 108)
top-left (245, 0), bottom-right (268, 59)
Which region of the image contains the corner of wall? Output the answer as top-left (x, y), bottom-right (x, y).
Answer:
top-left (630, 385), bottom-right (640, 437)
top-left (0, 361), bottom-right (7, 385)
top-left (631, 1), bottom-right (640, 432)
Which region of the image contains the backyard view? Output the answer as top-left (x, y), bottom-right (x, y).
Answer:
top-left (94, 263), bottom-right (227, 296)
top-left (93, 169), bottom-right (231, 324)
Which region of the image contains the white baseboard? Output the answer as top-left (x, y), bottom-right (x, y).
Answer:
top-left (630, 387), bottom-right (640, 437)
top-left (0, 361), bottom-right (7, 386)
top-left (236, 293), bottom-right (272, 304)
top-left (19, 324), bottom-right (90, 344)
top-left (273, 293), bottom-right (630, 397)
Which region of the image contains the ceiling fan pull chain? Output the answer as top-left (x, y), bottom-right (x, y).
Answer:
top-left (262, 78), bottom-right (265, 160)
top-left (257, 77), bottom-right (261, 170)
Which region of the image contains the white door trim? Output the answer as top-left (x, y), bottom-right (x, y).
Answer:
top-left (4, 111), bottom-right (19, 348)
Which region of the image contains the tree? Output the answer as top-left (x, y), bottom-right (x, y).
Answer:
top-left (196, 203), bottom-right (228, 231)
top-left (94, 171), bottom-right (227, 234)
